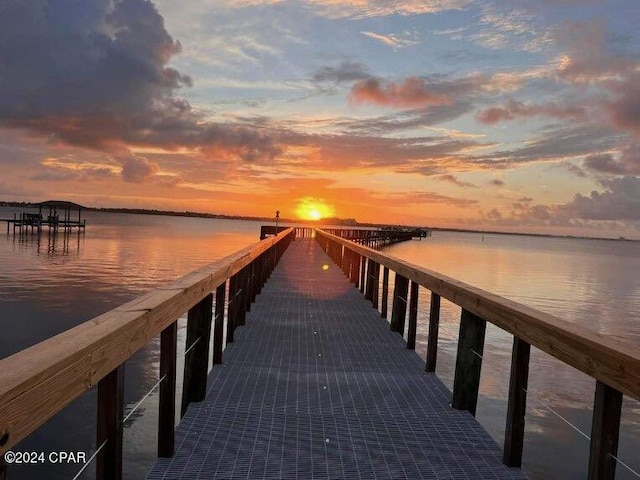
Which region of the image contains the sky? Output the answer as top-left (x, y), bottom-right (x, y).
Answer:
top-left (1, 0), bottom-right (639, 238)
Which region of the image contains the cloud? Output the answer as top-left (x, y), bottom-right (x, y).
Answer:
top-left (476, 98), bottom-right (588, 124)
top-left (349, 77), bottom-right (452, 109)
top-left (224, 0), bottom-right (470, 19)
top-left (561, 176), bottom-right (640, 221)
top-left (436, 174), bottom-right (477, 188)
top-left (311, 61), bottom-right (370, 85)
top-left (117, 152), bottom-right (160, 183)
top-left (0, 0), bottom-right (282, 166)
top-left (489, 179), bottom-right (505, 186)
top-left (360, 31), bottom-right (420, 49)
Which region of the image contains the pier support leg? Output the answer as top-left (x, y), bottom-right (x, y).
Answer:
top-left (372, 262), bottom-right (380, 310)
top-left (181, 293), bottom-right (213, 417)
top-left (503, 337), bottom-right (530, 467)
top-left (158, 321), bottom-right (177, 458)
top-left (381, 267), bottom-right (389, 318)
top-left (227, 275), bottom-right (238, 343)
top-left (588, 381), bottom-right (622, 480)
top-left (213, 283), bottom-right (226, 365)
top-left (359, 256), bottom-right (366, 293)
top-left (425, 293), bottom-right (441, 372)
top-left (452, 309), bottom-right (486, 416)
top-left (390, 274), bottom-right (409, 335)
top-left (407, 281), bottom-right (419, 349)
top-left (97, 364), bottom-right (124, 480)
top-left (365, 259), bottom-right (375, 302)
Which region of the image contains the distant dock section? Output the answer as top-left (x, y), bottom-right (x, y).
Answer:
top-left (260, 225), bottom-right (430, 247)
top-left (2, 200), bottom-right (86, 235)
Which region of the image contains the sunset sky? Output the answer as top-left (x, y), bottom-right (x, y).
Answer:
top-left (1, 0), bottom-right (639, 237)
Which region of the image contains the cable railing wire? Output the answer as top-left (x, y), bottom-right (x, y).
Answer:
top-left (70, 439), bottom-right (108, 480)
top-left (123, 374), bottom-right (167, 424)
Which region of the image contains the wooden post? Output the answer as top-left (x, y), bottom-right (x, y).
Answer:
top-left (588, 381), bottom-right (623, 480)
top-left (503, 336), bottom-right (530, 467)
top-left (452, 309), bottom-right (486, 416)
top-left (158, 321), bottom-right (177, 458)
top-left (227, 275), bottom-right (237, 343)
top-left (181, 293), bottom-right (213, 417)
top-left (213, 283), bottom-right (226, 365)
top-left (365, 259), bottom-right (375, 302)
top-left (390, 274), bottom-right (409, 335)
top-left (381, 267), bottom-right (389, 318)
top-left (237, 267), bottom-right (248, 326)
top-left (372, 262), bottom-right (380, 310)
top-left (359, 256), bottom-right (366, 293)
top-left (425, 293), bottom-right (441, 372)
top-left (97, 364), bottom-right (124, 480)
top-left (407, 281), bottom-right (419, 349)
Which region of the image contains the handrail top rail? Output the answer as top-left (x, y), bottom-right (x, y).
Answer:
top-left (316, 229), bottom-right (640, 400)
top-left (0, 228), bottom-right (295, 453)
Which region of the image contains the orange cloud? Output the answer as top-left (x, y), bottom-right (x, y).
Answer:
top-left (349, 77), bottom-right (452, 109)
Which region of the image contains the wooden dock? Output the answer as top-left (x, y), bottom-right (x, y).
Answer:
top-left (1, 227), bottom-right (638, 480)
top-left (147, 238), bottom-right (522, 479)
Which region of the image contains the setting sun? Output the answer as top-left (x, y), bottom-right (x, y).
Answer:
top-left (295, 197), bottom-right (335, 221)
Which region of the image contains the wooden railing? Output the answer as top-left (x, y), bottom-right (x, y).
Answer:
top-left (316, 229), bottom-right (640, 480)
top-left (0, 228), bottom-right (296, 479)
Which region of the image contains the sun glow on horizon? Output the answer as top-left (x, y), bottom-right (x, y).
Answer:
top-left (295, 197), bottom-right (335, 221)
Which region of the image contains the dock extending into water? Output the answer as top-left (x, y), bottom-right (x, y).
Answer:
top-left (1, 227), bottom-right (638, 480)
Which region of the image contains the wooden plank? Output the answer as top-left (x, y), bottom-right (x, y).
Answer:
top-left (97, 364), bottom-right (124, 480)
top-left (425, 293), bottom-right (440, 372)
top-left (503, 337), bottom-right (530, 467)
top-left (158, 321), bottom-right (177, 458)
top-left (381, 267), bottom-right (389, 318)
top-left (588, 381), bottom-right (623, 480)
top-left (182, 293), bottom-right (214, 417)
top-left (213, 283), bottom-right (226, 365)
top-left (316, 230), bottom-right (640, 401)
top-left (407, 282), bottom-right (419, 350)
top-left (452, 309), bottom-right (486, 417)
top-left (390, 274), bottom-right (409, 335)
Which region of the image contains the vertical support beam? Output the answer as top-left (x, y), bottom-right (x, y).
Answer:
top-left (158, 321), bottom-right (177, 458)
top-left (359, 256), bottom-right (366, 293)
top-left (97, 364), bottom-right (124, 480)
top-left (588, 381), bottom-right (623, 480)
top-left (213, 282), bottom-right (226, 365)
top-left (181, 293), bottom-right (213, 417)
top-left (381, 267), bottom-right (389, 318)
top-left (452, 309), bottom-right (486, 416)
top-left (365, 259), bottom-right (375, 302)
top-left (372, 262), bottom-right (380, 310)
top-left (503, 337), bottom-right (530, 467)
top-left (390, 274), bottom-right (409, 335)
top-left (425, 293), bottom-right (441, 372)
top-left (407, 281), bottom-right (419, 349)
top-left (227, 275), bottom-right (238, 343)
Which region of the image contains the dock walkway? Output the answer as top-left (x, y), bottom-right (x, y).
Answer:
top-left (147, 238), bottom-right (524, 479)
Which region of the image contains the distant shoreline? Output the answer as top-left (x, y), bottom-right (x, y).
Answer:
top-left (0, 201), bottom-right (636, 242)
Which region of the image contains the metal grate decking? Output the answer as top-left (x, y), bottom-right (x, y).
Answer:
top-left (147, 239), bottom-right (526, 479)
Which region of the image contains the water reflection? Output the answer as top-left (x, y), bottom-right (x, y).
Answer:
top-left (385, 232), bottom-right (640, 479)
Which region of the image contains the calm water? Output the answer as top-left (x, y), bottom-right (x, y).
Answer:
top-left (0, 209), bottom-right (638, 479)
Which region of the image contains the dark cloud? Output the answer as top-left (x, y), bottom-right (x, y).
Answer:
top-left (0, 0), bottom-right (281, 164)
top-left (583, 154), bottom-right (627, 175)
top-left (561, 176), bottom-right (640, 221)
top-left (436, 174), bottom-right (477, 188)
top-left (311, 61), bottom-right (370, 85)
top-left (489, 179), bottom-right (505, 186)
top-left (476, 98), bottom-right (588, 124)
top-left (484, 176), bottom-right (640, 226)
